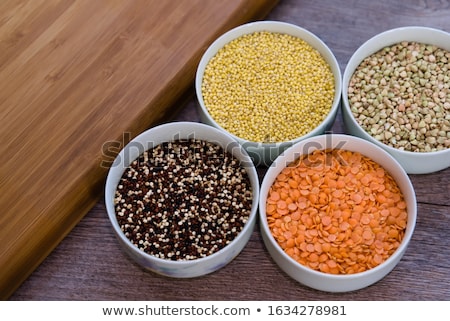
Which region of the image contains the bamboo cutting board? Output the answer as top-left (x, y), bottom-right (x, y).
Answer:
top-left (0, 0), bottom-right (277, 299)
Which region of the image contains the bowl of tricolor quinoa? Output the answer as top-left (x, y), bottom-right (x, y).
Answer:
top-left (195, 21), bottom-right (342, 167)
top-left (259, 134), bottom-right (417, 292)
top-left (105, 122), bottom-right (259, 277)
top-left (342, 26), bottom-right (450, 174)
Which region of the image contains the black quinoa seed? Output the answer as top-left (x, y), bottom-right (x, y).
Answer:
top-left (114, 139), bottom-right (253, 261)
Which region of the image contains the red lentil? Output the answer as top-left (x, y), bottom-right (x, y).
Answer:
top-left (266, 149), bottom-right (407, 274)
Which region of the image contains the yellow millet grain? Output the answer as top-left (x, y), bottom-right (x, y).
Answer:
top-left (201, 31), bottom-right (335, 143)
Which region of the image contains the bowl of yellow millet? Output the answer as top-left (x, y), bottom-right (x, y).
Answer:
top-left (195, 21), bottom-right (342, 167)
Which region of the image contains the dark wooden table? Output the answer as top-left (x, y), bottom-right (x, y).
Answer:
top-left (10, 0), bottom-right (450, 300)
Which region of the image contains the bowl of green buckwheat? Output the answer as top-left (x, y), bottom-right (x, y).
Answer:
top-left (105, 122), bottom-right (259, 277)
top-left (195, 21), bottom-right (342, 167)
top-left (342, 26), bottom-right (450, 174)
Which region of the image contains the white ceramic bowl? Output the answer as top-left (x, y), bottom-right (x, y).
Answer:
top-left (342, 26), bottom-right (450, 174)
top-left (259, 134), bottom-right (417, 292)
top-left (105, 121), bottom-right (259, 278)
top-left (195, 21), bottom-right (342, 167)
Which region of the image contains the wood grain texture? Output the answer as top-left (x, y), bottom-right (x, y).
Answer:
top-left (8, 0), bottom-right (450, 301)
top-left (0, 0), bottom-right (278, 299)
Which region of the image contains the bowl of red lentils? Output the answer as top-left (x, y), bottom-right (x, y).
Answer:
top-left (259, 134), bottom-right (417, 292)
top-left (342, 26), bottom-right (450, 174)
top-left (196, 21), bottom-right (342, 167)
top-left (105, 121), bottom-right (259, 278)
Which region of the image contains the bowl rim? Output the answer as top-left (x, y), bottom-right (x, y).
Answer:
top-left (258, 133), bottom-right (417, 280)
top-left (195, 20), bottom-right (342, 147)
top-left (342, 25), bottom-right (450, 158)
top-left (104, 121), bottom-right (260, 267)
